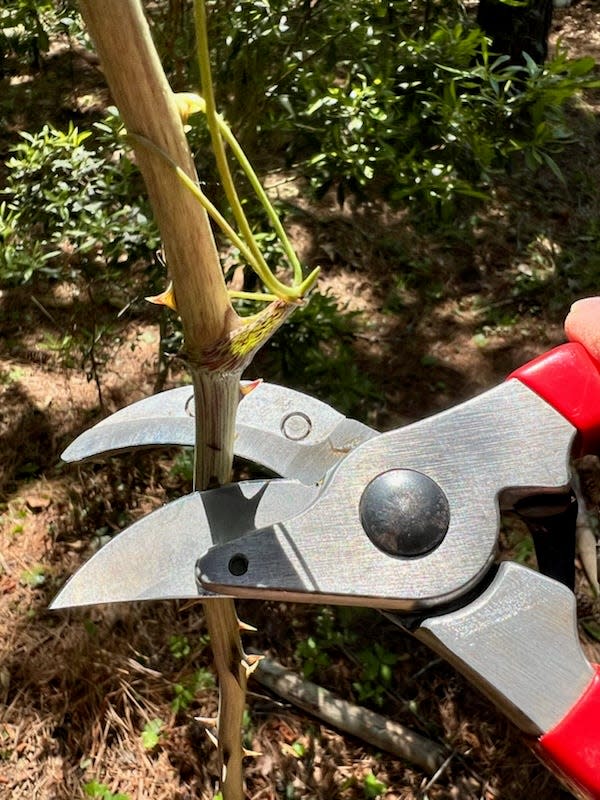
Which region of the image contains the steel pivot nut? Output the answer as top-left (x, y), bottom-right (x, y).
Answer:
top-left (359, 469), bottom-right (450, 557)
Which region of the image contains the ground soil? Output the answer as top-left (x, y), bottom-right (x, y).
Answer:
top-left (2, 4), bottom-right (600, 800)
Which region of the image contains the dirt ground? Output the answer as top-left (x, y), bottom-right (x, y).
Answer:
top-left (2, 4), bottom-right (600, 799)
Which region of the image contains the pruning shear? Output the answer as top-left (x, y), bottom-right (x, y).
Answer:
top-left (51, 342), bottom-right (600, 800)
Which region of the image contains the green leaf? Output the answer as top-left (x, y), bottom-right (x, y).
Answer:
top-left (292, 740), bottom-right (306, 757)
top-left (363, 771), bottom-right (387, 799)
top-left (83, 781), bottom-right (130, 800)
top-left (84, 781), bottom-right (106, 797)
top-left (568, 56), bottom-right (596, 77)
top-left (141, 718), bottom-right (164, 750)
top-left (20, 565), bottom-right (46, 587)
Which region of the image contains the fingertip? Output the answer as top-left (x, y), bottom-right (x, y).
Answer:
top-left (564, 297), bottom-right (600, 361)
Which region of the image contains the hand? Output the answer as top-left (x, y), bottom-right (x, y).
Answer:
top-left (564, 297), bottom-right (600, 361)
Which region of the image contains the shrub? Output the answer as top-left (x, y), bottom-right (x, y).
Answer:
top-left (0, 114), bottom-right (158, 285)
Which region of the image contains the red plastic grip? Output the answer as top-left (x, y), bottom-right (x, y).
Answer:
top-left (536, 666), bottom-right (600, 800)
top-left (509, 343), bottom-right (600, 455)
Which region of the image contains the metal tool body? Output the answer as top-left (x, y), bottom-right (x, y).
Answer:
top-left (52, 342), bottom-right (600, 799)
top-left (197, 379), bottom-right (574, 609)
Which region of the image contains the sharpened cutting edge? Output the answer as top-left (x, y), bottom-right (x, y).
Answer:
top-left (50, 479), bottom-right (319, 608)
top-left (61, 382), bottom-right (377, 485)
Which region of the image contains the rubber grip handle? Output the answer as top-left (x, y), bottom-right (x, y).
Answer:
top-left (535, 666), bottom-right (600, 800)
top-left (509, 343), bottom-right (600, 455)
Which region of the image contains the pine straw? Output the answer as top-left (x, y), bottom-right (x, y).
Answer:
top-left (3, 446), bottom-right (597, 799)
top-left (2, 365), bottom-right (596, 799)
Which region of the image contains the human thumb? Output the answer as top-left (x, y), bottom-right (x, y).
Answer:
top-left (564, 297), bottom-right (600, 362)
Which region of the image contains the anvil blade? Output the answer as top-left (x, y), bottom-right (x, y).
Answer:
top-left (50, 479), bottom-right (319, 608)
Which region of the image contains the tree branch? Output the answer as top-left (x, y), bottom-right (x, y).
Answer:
top-left (254, 656), bottom-right (446, 774)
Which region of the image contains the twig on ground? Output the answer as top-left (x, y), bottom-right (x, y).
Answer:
top-left (418, 749), bottom-right (457, 796)
top-left (573, 457), bottom-right (600, 595)
top-left (252, 656), bottom-right (446, 774)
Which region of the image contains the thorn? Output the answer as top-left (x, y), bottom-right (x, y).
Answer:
top-left (240, 378), bottom-right (263, 398)
top-left (238, 619), bottom-right (258, 633)
top-left (221, 763), bottom-right (227, 784)
top-left (146, 282), bottom-right (177, 311)
top-left (242, 654), bottom-right (264, 678)
top-left (195, 715), bottom-right (218, 728)
top-left (205, 728), bottom-right (219, 749)
top-left (243, 747), bottom-right (262, 758)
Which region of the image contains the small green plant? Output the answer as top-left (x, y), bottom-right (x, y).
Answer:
top-left (353, 643), bottom-right (400, 707)
top-left (295, 635), bottom-right (332, 680)
top-left (83, 779), bottom-right (130, 800)
top-left (295, 607), bottom-right (352, 679)
top-left (171, 667), bottom-right (215, 713)
top-left (0, 366), bottom-right (25, 385)
top-left (169, 634), bottom-right (191, 660)
top-left (296, 609), bottom-right (402, 705)
top-left (140, 718), bottom-right (164, 751)
top-left (363, 771), bottom-right (388, 799)
top-left (168, 450), bottom-right (195, 487)
top-left (19, 564), bottom-right (46, 587)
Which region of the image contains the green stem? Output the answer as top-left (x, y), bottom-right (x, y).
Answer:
top-left (127, 132), bottom-right (262, 274)
top-left (215, 116), bottom-right (303, 285)
top-left (178, 92), bottom-right (303, 286)
top-left (129, 131), bottom-right (317, 301)
top-left (194, 0), bottom-right (271, 283)
top-left (229, 290), bottom-right (279, 302)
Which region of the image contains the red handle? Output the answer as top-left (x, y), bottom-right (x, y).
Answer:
top-left (535, 666), bottom-right (600, 800)
top-left (509, 343), bottom-right (600, 455)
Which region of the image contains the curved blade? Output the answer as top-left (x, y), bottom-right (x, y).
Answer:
top-left (62, 383), bottom-right (376, 484)
top-left (50, 479), bottom-right (319, 608)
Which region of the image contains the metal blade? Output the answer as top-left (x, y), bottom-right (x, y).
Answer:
top-left (50, 479), bottom-right (319, 608)
top-left (198, 381), bottom-right (575, 610)
top-left (62, 383), bottom-right (376, 484)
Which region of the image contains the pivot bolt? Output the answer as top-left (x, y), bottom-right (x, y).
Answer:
top-left (359, 469), bottom-right (450, 557)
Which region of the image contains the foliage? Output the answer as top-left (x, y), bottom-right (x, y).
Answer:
top-left (83, 780), bottom-right (130, 800)
top-left (19, 564), bottom-right (46, 587)
top-left (263, 290), bottom-right (378, 418)
top-left (169, 633), bottom-right (192, 660)
top-left (140, 718), bottom-right (164, 750)
top-left (0, 1), bottom-right (86, 72)
top-left (363, 771), bottom-right (388, 799)
top-left (1, 1), bottom-right (54, 71)
top-left (171, 667), bottom-right (215, 713)
top-left (0, 115), bottom-right (159, 286)
top-left (191, 0), bottom-right (599, 218)
top-left (295, 608), bottom-right (400, 706)
top-left (352, 642), bottom-right (400, 706)
top-left (299, 25), bottom-right (598, 215)
top-left (0, 112), bottom-right (162, 404)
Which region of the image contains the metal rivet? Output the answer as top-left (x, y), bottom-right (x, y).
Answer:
top-left (280, 411), bottom-right (312, 441)
top-left (360, 469), bottom-right (450, 558)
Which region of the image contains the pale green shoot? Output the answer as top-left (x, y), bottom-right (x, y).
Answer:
top-left (193, 0), bottom-right (316, 302)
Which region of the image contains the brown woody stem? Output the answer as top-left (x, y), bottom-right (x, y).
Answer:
top-left (76, 3), bottom-right (250, 798)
